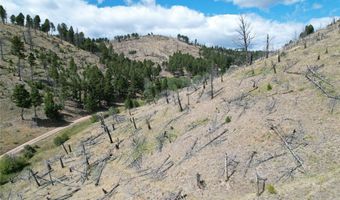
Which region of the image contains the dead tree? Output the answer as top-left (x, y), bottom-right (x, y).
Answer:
top-left (196, 173), bottom-right (206, 189)
top-left (100, 117), bottom-right (113, 143)
top-left (45, 161), bottom-right (54, 186)
top-left (266, 34), bottom-right (270, 58)
top-left (146, 118), bottom-right (151, 130)
top-left (59, 156), bottom-right (64, 168)
top-left (243, 151), bottom-right (257, 177)
top-left (68, 144), bottom-right (72, 153)
top-left (210, 65), bottom-right (214, 99)
top-left (186, 93), bottom-right (190, 106)
top-left (132, 117), bottom-right (137, 130)
top-left (278, 54), bottom-right (281, 63)
top-left (82, 143), bottom-right (90, 166)
top-left (255, 172), bottom-right (266, 196)
top-left (61, 143), bottom-right (68, 155)
top-left (29, 169), bottom-right (41, 187)
top-left (177, 91), bottom-right (183, 112)
top-left (0, 38), bottom-right (3, 60)
top-left (271, 61), bottom-right (277, 74)
top-left (224, 153), bottom-right (239, 182)
top-left (235, 15), bottom-right (254, 64)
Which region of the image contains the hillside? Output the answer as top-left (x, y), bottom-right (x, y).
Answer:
top-left (110, 35), bottom-right (200, 63)
top-left (1, 20), bottom-right (339, 199)
top-left (0, 23), bottom-right (101, 154)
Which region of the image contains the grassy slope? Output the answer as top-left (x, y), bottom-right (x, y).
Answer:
top-left (0, 23), bottom-right (100, 154)
top-left (1, 22), bottom-right (340, 199)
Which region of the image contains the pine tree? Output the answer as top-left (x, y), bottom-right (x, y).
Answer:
top-left (10, 36), bottom-right (25, 81)
top-left (30, 83), bottom-right (43, 118)
top-left (41, 19), bottom-right (50, 34)
top-left (44, 92), bottom-right (62, 119)
top-left (12, 84), bottom-right (31, 120)
top-left (0, 5), bottom-right (7, 24)
top-left (33, 15), bottom-right (41, 30)
top-left (15, 13), bottom-right (25, 26)
top-left (25, 15), bottom-right (33, 28)
top-left (10, 15), bottom-right (15, 24)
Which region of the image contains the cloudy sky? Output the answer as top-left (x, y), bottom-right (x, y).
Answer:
top-left (0, 0), bottom-right (339, 49)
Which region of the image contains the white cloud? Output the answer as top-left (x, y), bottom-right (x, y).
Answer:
top-left (312, 3), bottom-right (322, 10)
top-left (219, 0), bottom-right (302, 9)
top-left (0, 0), bottom-right (333, 50)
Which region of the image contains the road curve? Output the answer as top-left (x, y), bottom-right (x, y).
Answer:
top-left (0, 115), bottom-right (91, 159)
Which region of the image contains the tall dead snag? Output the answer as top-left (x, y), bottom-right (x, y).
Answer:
top-left (196, 173), bottom-right (206, 189)
top-left (186, 93), bottom-right (190, 106)
top-left (132, 117), bottom-right (137, 130)
top-left (235, 14), bottom-right (254, 64)
top-left (29, 169), bottom-right (41, 187)
top-left (82, 143), bottom-right (89, 166)
top-left (177, 91), bottom-right (183, 112)
top-left (210, 64), bottom-right (214, 99)
top-left (255, 172), bottom-right (266, 196)
top-left (278, 54), bottom-right (281, 63)
top-left (224, 153), bottom-right (239, 182)
top-left (266, 34), bottom-right (270, 58)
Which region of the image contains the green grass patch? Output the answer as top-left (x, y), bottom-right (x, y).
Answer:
top-left (267, 83), bottom-right (273, 91)
top-left (267, 184), bottom-right (277, 194)
top-left (225, 116), bottom-right (232, 123)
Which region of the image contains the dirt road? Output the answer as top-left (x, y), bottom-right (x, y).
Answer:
top-left (0, 115), bottom-right (91, 159)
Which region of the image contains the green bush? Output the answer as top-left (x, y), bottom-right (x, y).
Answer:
top-left (53, 133), bottom-right (69, 146)
top-left (267, 184), bottom-right (277, 194)
top-left (90, 114), bottom-right (99, 123)
top-left (267, 83), bottom-right (272, 91)
top-left (0, 155), bottom-right (28, 175)
top-left (23, 145), bottom-right (36, 159)
top-left (225, 116), bottom-right (232, 123)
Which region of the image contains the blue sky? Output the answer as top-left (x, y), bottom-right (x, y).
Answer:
top-left (1, 0), bottom-right (339, 49)
top-left (87, 0), bottom-right (339, 22)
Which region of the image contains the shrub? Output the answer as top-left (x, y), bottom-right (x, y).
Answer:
top-left (23, 145), bottom-right (36, 159)
top-left (225, 116), bottom-right (232, 123)
top-left (53, 133), bottom-right (69, 146)
top-left (90, 114), bottom-right (99, 123)
top-left (267, 184), bottom-right (277, 194)
top-left (267, 83), bottom-right (272, 91)
top-left (0, 155), bottom-right (28, 175)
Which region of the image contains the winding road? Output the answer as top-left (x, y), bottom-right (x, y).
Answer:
top-left (0, 115), bottom-right (91, 159)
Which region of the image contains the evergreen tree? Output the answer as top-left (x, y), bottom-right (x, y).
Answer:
top-left (15, 13), bottom-right (25, 26)
top-left (50, 22), bottom-right (55, 34)
top-left (44, 91), bottom-right (62, 119)
top-left (41, 19), bottom-right (50, 33)
top-left (25, 15), bottom-right (33, 28)
top-left (0, 5), bottom-right (7, 24)
top-left (30, 83), bottom-right (43, 118)
top-left (68, 26), bottom-right (74, 44)
top-left (10, 15), bottom-right (15, 24)
top-left (33, 15), bottom-right (40, 30)
top-left (103, 68), bottom-right (115, 104)
top-left (10, 36), bottom-right (25, 81)
top-left (12, 84), bottom-right (31, 120)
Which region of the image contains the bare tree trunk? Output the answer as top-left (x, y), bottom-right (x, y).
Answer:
top-left (34, 106), bottom-right (37, 118)
top-left (0, 39), bottom-right (3, 60)
top-left (165, 90), bottom-right (169, 104)
top-left (177, 91), bottom-right (183, 112)
top-left (21, 108), bottom-right (24, 120)
top-left (17, 58), bottom-right (22, 81)
top-left (266, 34), bottom-right (269, 58)
top-left (210, 66), bottom-right (214, 100)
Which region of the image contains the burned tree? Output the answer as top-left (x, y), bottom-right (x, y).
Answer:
top-left (235, 15), bottom-right (254, 64)
top-left (176, 90), bottom-right (183, 112)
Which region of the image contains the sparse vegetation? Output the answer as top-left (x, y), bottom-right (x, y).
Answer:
top-left (53, 133), bottom-right (69, 146)
top-left (225, 116), bottom-right (232, 123)
top-left (267, 184), bottom-right (277, 194)
top-left (267, 83), bottom-right (272, 91)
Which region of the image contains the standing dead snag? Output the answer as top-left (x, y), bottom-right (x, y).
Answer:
top-left (82, 143), bottom-right (90, 166)
top-left (177, 91), bottom-right (183, 112)
top-left (210, 64), bottom-right (215, 99)
top-left (100, 116), bottom-right (113, 143)
top-left (146, 118), bottom-right (151, 130)
top-left (266, 34), bottom-right (270, 58)
top-left (256, 172), bottom-right (266, 196)
top-left (59, 156), bottom-right (65, 168)
top-left (68, 144), bottom-right (72, 153)
top-left (243, 151), bottom-right (257, 177)
top-left (271, 61), bottom-right (277, 74)
top-left (132, 117), bottom-right (137, 129)
top-left (235, 14), bottom-right (255, 63)
top-left (0, 38), bottom-right (3, 60)
top-left (224, 153), bottom-right (239, 182)
top-left (196, 173), bottom-right (207, 189)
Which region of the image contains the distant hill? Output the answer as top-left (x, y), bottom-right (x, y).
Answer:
top-left (110, 35), bottom-right (201, 63)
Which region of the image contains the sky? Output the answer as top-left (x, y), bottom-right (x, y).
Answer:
top-left (0, 0), bottom-right (339, 49)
